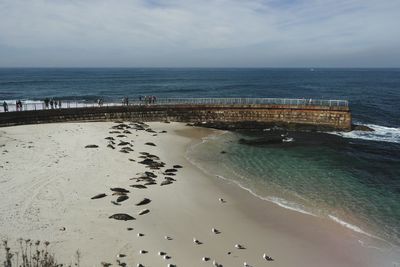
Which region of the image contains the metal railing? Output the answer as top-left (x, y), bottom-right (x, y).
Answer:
top-left (0, 98), bottom-right (349, 113)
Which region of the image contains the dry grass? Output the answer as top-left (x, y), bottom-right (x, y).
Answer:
top-left (1, 239), bottom-right (78, 267)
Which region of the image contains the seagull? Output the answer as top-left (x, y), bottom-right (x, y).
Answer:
top-left (139, 250), bottom-right (147, 254)
top-left (212, 228), bottom-right (221, 234)
top-left (193, 238), bottom-right (202, 245)
top-left (212, 260), bottom-right (222, 267)
top-left (202, 257), bottom-right (210, 261)
top-left (137, 264), bottom-right (144, 267)
top-left (137, 233), bottom-right (144, 237)
top-left (263, 253), bottom-right (274, 261)
top-left (167, 264), bottom-right (176, 267)
top-left (244, 262), bottom-right (252, 267)
top-left (235, 244), bottom-right (245, 249)
top-left (164, 255), bottom-right (171, 260)
top-left (164, 236), bottom-right (173, 240)
top-left (218, 198), bottom-right (226, 203)
top-left (158, 251), bottom-right (166, 256)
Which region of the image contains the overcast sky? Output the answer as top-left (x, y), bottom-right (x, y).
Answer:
top-left (0, 0), bottom-right (399, 67)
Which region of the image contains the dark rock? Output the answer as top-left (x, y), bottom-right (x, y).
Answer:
top-left (85, 144), bottom-right (99, 148)
top-left (91, 193), bottom-right (107, 199)
top-left (109, 213), bottom-right (135, 221)
top-left (352, 124), bottom-right (374, 132)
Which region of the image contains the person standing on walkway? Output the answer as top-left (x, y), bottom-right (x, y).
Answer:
top-left (44, 98), bottom-right (49, 109)
top-left (50, 99), bottom-right (54, 109)
top-left (2, 101), bottom-right (8, 112)
top-left (58, 100), bottom-right (62, 108)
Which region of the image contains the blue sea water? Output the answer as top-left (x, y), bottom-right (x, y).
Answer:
top-left (1, 68), bottom-right (400, 249)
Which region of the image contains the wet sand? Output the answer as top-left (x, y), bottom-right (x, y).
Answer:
top-left (0, 122), bottom-right (396, 266)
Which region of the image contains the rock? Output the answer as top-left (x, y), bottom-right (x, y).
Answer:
top-left (91, 193), bottom-right (107, 199)
top-left (352, 124), bottom-right (375, 132)
top-left (85, 144), bottom-right (99, 148)
top-left (145, 142), bottom-right (156, 146)
top-left (110, 187), bottom-right (130, 193)
top-left (138, 209), bottom-right (150, 215)
top-left (109, 213), bottom-right (135, 221)
top-left (136, 198), bottom-right (151, 206)
top-left (117, 195), bottom-right (129, 202)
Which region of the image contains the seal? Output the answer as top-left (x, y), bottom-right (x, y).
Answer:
top-left (109, 213), bottom-right (135, 221)
top-left (117, 195), bottom-right (129, 202)
top-left (138, 209), bottom-right (150, 215)
top-left (91, 193), bottom-right (107, 199)
top-left (136, 198), bottom-right (151, 206)
top-left (110, 187), bottom-right (130, 193)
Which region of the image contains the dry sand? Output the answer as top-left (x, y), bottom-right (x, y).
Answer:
top-left (0, 122), bottom-right (397, 267)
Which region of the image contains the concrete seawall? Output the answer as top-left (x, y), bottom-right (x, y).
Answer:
top-left (0, 104), bottom-right (352, 131)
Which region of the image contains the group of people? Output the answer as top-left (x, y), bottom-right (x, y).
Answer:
top-left (44, 98), bottom-right (62, 109)
top-left (139, 95), bottom-right (157, 104)
top-left (2, 100), bottom-right (23, 112)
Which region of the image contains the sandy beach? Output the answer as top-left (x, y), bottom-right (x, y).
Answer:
top-left (0, 121), bottom-right (397, 267)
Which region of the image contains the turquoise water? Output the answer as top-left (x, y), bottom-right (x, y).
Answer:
top-left (186, 130), bottom-right (400, 250)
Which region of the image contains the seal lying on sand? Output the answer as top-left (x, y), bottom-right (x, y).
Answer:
top-left (136, 198), bottom-right (151, 206)
top-left (109, 213), bottom-right (135, 220)
top-left (110, 187), bottom-right (130, 193)
top-left (91, 193), bottom-right (107, 199)
top-left (85, 144), bottom-right (99, 148)
top-left (138, 209), bottom-right (150, 215)
top-left (116, 195), bottom-right (129, 202)
top-left (130, 184), bottom-right (147, 189)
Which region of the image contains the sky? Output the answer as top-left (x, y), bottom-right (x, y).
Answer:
top-left (0, 0), bottom-right (399, 67)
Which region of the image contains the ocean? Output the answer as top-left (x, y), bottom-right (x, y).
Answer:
top-left (1, 68), bottom-right (399, 249)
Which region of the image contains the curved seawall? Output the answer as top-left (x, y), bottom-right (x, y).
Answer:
top-left (0, 104), bottom-right (352, 131)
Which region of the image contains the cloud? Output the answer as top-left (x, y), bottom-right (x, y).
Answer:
top-left (0, 0), bottom-right (399, 67)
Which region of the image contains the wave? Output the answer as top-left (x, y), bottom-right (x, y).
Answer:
top-left (330, 124), bottom-right (400, 144)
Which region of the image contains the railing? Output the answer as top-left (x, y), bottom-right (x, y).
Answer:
top-left (0, 98), bottom-right (349, 113)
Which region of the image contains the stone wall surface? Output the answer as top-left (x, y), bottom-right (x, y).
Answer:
top-left (0, 104), bottom-right (352, 131)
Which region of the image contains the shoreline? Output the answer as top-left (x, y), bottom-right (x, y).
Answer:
top-left (0, 122), bottom-right (398, 266)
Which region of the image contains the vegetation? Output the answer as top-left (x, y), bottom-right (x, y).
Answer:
top-left (1, 239), bottom-right (78, 267)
